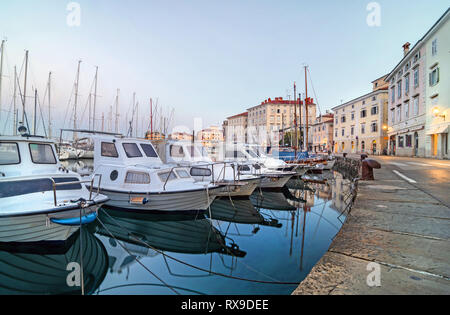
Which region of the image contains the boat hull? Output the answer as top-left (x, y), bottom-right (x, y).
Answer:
top-left (0, 205), bottom-right (100, 244)
top-left (96, 187), bottom-right (219, 212)
top-left (258, 174), bottom-right (293, 189)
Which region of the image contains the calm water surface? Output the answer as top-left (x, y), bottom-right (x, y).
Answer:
top-left (0, 159), bottom-right (352, 295)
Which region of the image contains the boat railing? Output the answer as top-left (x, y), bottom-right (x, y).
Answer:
top-left (49, 174), bottom-right (102, 206)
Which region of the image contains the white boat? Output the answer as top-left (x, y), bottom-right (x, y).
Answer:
top-left (220, 144), bottom-right (296, 189)
top-left (0, 134), bottom-right (109, 244)
top-left (154, 140), bottom-right (261, 197)
top-left (88, 136), bottom-right (221, 212)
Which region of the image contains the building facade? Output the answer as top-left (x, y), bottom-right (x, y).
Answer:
top-left (224, 112), bottom-right (248, 143)
top-left (311, 112), bottom-right (334, 153)
top-left (424, 9), bottom-right (449, 159)
top-left (332, 77), bottom-right (389, 155)
top-left (247, 97), bottom-right (316, 148)
top-left (169, 132), bottom-right (194, 141)
top-left (386, 9), bottom-right (449, 158)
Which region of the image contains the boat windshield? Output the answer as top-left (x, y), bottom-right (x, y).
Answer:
top-left (245, 149), bottom-right (258, 158)
top-left (122, 143), bottom-right (143, 158)
top-left (0, 142), bottom-right (20, 165)
top-left (140, 143), bottom-right (158, 158)
top-left (29, 143), bottom-right (56, 164)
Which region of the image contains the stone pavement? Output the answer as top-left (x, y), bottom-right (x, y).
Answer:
top-left (292, 161), bottom-right (450, 295)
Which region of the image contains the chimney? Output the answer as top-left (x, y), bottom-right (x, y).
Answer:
top-left (403, 42), bottom-right (411, 56)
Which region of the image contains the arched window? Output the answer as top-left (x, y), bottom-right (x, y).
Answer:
top-left (361, 141), bottom-right (366, 152)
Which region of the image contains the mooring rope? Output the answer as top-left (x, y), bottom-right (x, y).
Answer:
top-left (98, 209), bottom-right (301, 286)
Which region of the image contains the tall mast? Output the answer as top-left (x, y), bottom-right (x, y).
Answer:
top-left (22, 50), bottom-right (29, 123)
top-left (48, 72), bottom-right (52, 139)
top-left (88, 93), bottom-right (92, 130)
top-left (115, 89), bottom-right (119, 133)
top-left (93, 66), bottom-right (98, 131)
top-left (33, 89), bottom-right (37, 135)
top-left (298, 93), bottom-right (302, 150)
top-left (0, 40), bottom-right (5, 125)
top-left (293, 82), bottom-right (297, 155)
top-left (150, 98), bottom-right (153, 139)
top-left (304, 66), bottom-right (309, 152)
top-left (13, 65), bottom-right (17, 135)
top-left (74, 60), bottom-right (81, 140)
top-left (135, 102), bottom-right (139, 137)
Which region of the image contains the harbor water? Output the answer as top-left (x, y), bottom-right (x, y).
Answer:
top-left (0, 159), bottom-right (352, 295)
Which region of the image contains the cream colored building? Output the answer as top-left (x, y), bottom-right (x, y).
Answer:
top-left (311, 112), bottom-right (334, 153)
top-left (332, 77), bottom-right (389, 155)
top-left (197, 125), bottom-right (224, 149)
top-left (169, 132), bottom-right (193, 141)
top-left (247, 97), bottom-right (316, 148)
top-left (424, 9), bottom-right (449, 159)
top-left (224, 112), bottom-right (248, 143)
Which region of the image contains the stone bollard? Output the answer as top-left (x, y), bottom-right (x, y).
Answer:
top-left (361, 158), bottom-right (381, 180)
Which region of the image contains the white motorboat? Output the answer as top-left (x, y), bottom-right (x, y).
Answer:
top-left (220, 144), bottom-right (296, 189)
top-left (88, 136), bottom-right (221, 212)
top-left (0, 133), bottom-right (109, 244)
top-left (154, 140), bottom-right (261, 197)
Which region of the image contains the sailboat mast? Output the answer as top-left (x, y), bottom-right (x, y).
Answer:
top-left (93, 66), bottom-right (98, 131)
top-left (293, 82), bottom-right (297, 155)
top-left (48, 72), bottom-right (52, 139)
top-left (74, 60), bottom-right (81, 140)
top-left (13, 66), bottom-right (17, 135)
top-left (22, 50), bottom-right (29, 123)
top-left (304, 65), bottom-right (309, 152)
top-left (0, 40), bottom-right (5, 125)
top-left (115, 89), bottom-right (119, 133)
top-left (33, 89), bottom-right (37, 135)
top-left (150, 98), bottom-right (153, 138)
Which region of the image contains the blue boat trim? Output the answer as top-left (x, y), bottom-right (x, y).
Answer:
top-left (50, 212), bottom-right (98, 226)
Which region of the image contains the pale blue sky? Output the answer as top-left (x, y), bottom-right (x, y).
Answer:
top-left (0, 0), bottom-right (449, 136)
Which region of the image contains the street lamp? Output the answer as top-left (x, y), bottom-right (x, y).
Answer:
top-left (432, 107), bottom-right (446, 119)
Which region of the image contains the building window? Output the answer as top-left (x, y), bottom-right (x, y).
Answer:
top-left (361, 110), bottom-right (367, 118)
top-left (351, 112), bottom-right (355, 120)
top-left (429, 67), bottom-right (440, 86)
top-left (341, 115), bottom-right (346, 123)
top-left (361, 124), bottom-right (366, 134)
top-left (397, 81), bottom-right (402, 99)
top-left (371, 106), bottom-right (378, 115)
top-left (351, 126), bottom-right (354, 136)
top-left (335, 129), bottom-right (338, 137)
top-left (391, 108), bottom-right (395, 124)
top-left (335, 117), bottom-right (338, 124)
top-left (404, 102), bottom-right (409, 119)
top-left (361, 141), bottom-right (365, 151)
top-left (405, 134), bottom-right (412, 147)
top-left (413, 96), bottom-right (419, 116)
top-left (371, 122), bottom-right (378, 133)
top-left (432, 39), bottom-right (437, 56)
top-left (341, 128), bottom-right (345, 136)
top-left (414, 68), bottom-right (419, 88)
top-left (391, 87), bottom-right (395, 103)
top-left (405, 74), bottom-right (410, 95)
top-left (372, 96), bottom-right (377, 101)
top-left (396, 105), bottom-right (402, 122)
top-left (398, 136), bottom-right (404, 148)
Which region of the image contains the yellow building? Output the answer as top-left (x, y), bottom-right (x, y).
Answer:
top-left (332, 76), bottom-right (389, 155)
top-left (311, 112), bottom-right (334, 153)
top-left (224, 112), bottom-right (248, 143)
top-left (247, 97), bottom-right (316, 147)
top-left (169, 132), bottom-right (194, 141)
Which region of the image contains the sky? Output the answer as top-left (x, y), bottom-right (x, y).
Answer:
top-left (0, 0), bottom-right (449, 137)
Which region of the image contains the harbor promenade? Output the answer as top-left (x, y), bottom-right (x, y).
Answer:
top-left (293, 156), bottom-right (450, 295)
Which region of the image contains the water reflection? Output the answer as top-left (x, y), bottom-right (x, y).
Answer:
top-left (0, 228), bottom-right (107, 295)
top-left (0, 171), bottom-right (354, 295)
